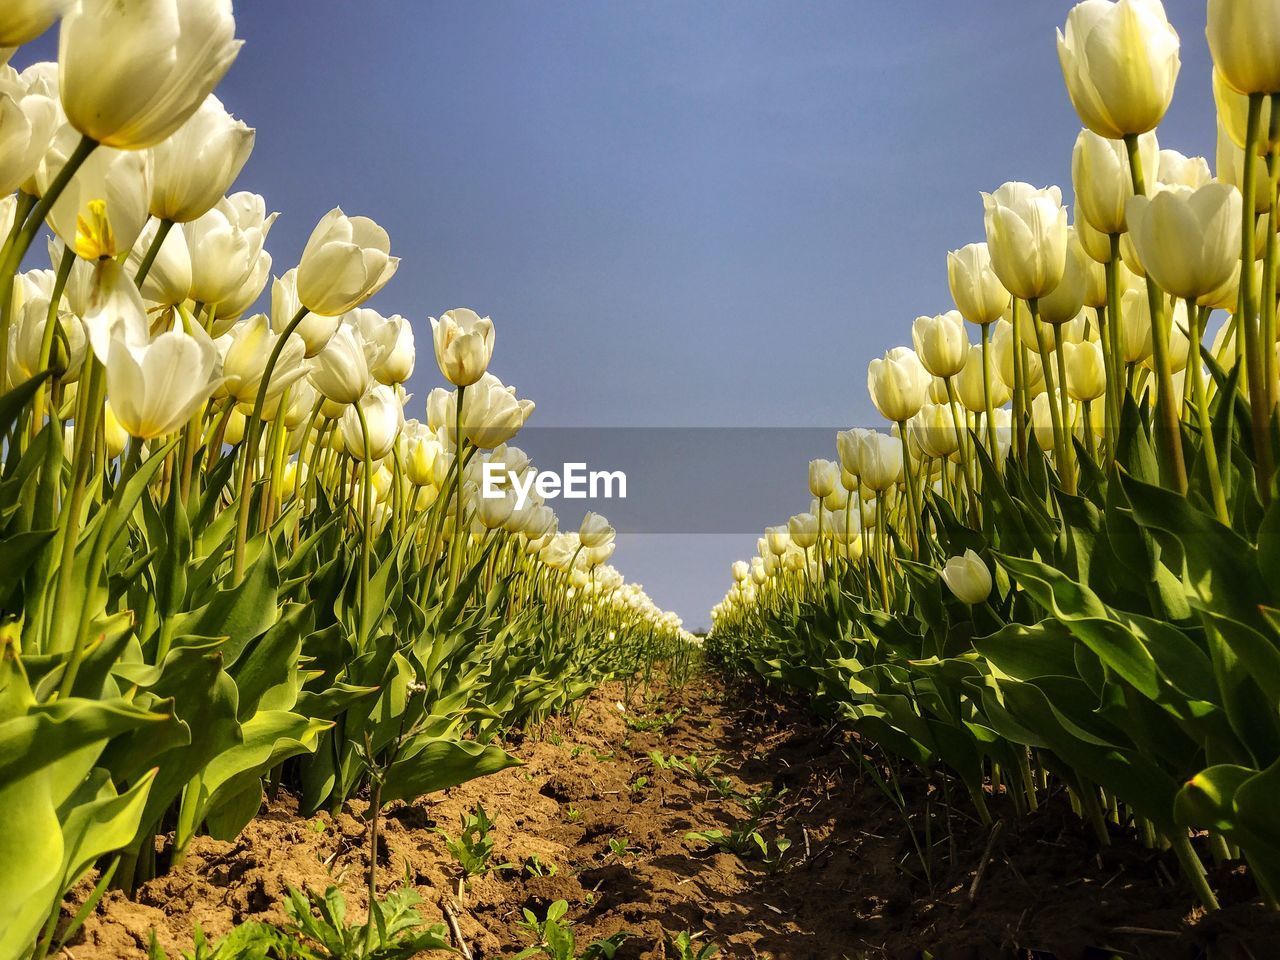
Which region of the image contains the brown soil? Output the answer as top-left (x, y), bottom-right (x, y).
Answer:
top-left (61, 677), bottom-right (1278, 960)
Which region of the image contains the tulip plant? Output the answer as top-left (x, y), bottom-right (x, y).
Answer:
top-left (0, 3), bottom-right (694, 959)
top-left (712, 0), bottom-right (1280, 916)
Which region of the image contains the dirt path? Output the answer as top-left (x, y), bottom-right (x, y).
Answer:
top-left (66, 677), bottom-right (1277, 959)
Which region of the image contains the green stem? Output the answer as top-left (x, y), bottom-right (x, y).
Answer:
top-left (1125, 134), bottom-right (1188, 494)
top-left (231, 305), bottom-right (310, 581)
top-left (134, 218), bottom-right (174, 285)
top-left (1187, 299), bottom-right (1231, 523)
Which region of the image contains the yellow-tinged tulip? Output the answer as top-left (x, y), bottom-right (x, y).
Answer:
top-left (296, 207), bottom-right (399, 316)
top-left (1038, 228), bottom-right (1090, 324)
top-left (1126, 182), bottom-right (1242, 299)
top-left (867, 346), bottom-right (930, 422)
top-left (993, 320), bottom-right (1045, 394)
top-left (149, 94), bottom-right (254, 222)
top-left (340, 384), bottom-right (403, 461)
top-left (808, 458), bottom-right (839, 498)
top-left (911, 403), bottom-right (961, 460)
top-left (105, 326), bottom-right (220, 439)
top-left (1075, 207), bottom-right (1115, 264)
top-left (102, 400), bottom-right (128, 459)
top-left (859, 431), bottom-right (903, 492)
top-left (272, 268), bottom-right (338, 357)
top-left (1057, 0), bottom-right (1180, 140)
top-left (955, 343), bottom-right (1010, 413)
top-left (787, 513), bottom-right (819, 549)
top-left (982, 182), bottom-right (1069, 301)
top-left (0, 0), bottom-right (65, 45)
top-left (59, 0), bottom-right (242, 150)
top-left (309, 323), bottom-right (374, 406)
top-left (946, 242), bottom-right (1010, 326)
top-left (1031, 392), bottom-right (1058, 454)
top-left (1065, 340), bottom-right (1107, 402)
top-left (1207, 0), bottom-right (1280, 96)
top-left (218, 313), bottom-right (307, 409)
top-left (765, 525), bottom-right (790, 556)
top-left (127, 218), bottom-right (191, 306)
top-left (1216, 120), bottom-right (1273, 215)
top-left (184, 192), bottom-right (277, 308)
top-left (430, 308), bottom-right (494, 387)
top-left (0, 64), bottom-right (58, 196)
top-left (731, 560), bottom-right (749, 583)
top-left (1214, 69), bottom-right (1280, 157)
top-left (911, 310), bottom-right (968, 378)
top-left (1157, 149), bottom-right (1212, 189)
top-left (355, 309), bottom-right (414, 385)
top-left (940, 550), bottom-right (992, 604)
top-left (580, 511), bottom-right (615, 549)
top-left (402, 421), bottom-right (441, 487)
top-left (1072, 128), bottom-right (1157, 235)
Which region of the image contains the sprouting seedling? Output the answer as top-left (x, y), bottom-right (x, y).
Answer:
top-left (606, 836), bottom-right (636, 860)
top-left (435, 802), bottom-right (513, 891)
top-left (669, 931), bottom-right (720, 960)
top-left (514, 900), bottom-right (632, 960)
top-left (564, 803), bottom-right (583, 823)
top-left (524, 854), bottom-right (559, 877)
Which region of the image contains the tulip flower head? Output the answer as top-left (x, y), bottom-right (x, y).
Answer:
top-left (947, 243), bottom-right (1010, 327)
top-left (940, 549), bottom-right (993, 604)
top-left (1126, 182), bottom-right (1242, 299)
top-left (431, 308), bottom-right (495, 387)
top-left (149, 94), bottom-right (254, 222)
top-left (59, 0), bottom-right (243, 149)
top-left (105, 326), bottom-right (220, 439)
top-left (1057, 0), bottom-right (1180, 140)
top-left (982, 182), bottom-right (1069, 302)
top-left (911, 310), bottom-right (968, 378)
top-left (1207, 0), bottom-right (1280, 96)
top-left (868, 346), bottom-right (930, 423)
top-left (296, 207), bottom-right (399, 316)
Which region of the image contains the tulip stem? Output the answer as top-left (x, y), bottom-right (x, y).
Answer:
top-left (1124, 134), bottom-right (1188, 495)
top-left (1186, 298), bottom-right (1231, 525)
top-left (896, 421), bottom-right (918, 559)
top-left (1029, 300), bottom-right (1068, 486)
top-left (1265, 94), bottom-right (1280, 417)
top-left (232, 305), bottom-right (310, 582)
top-left (1105, 241), bottom-right (1125, 456)
top-left (31, 245), bottom-right (78, 434)
top-left (451, 385), bottom-right (467, 588)
top-left (0, 136), bottom-right (99, 393)
top-left (356, 404), bottom-right (374, 649)
top-left (1010, 300), bottom-right (1028, 462)
top-left (980, 323), bottom-right (999, 460)
top-left (1051, 323), bottom-right (1076, 495)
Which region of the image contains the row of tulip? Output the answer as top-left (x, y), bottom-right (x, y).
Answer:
top-left (711, 0), bottom-right (1280, 913)
top-left (0, 3), bottom-right (693, 959)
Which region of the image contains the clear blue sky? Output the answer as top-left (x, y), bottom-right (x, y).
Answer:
top-left (17, 2), bottom-right (1218, 629)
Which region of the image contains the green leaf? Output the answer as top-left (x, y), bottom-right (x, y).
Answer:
top-left (381, 738), bottom-right (521, 806)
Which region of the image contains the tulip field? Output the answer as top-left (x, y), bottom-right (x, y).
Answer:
top-left (5, 0), bottom-right (1280, 958)
top-left (710, 0), bottom-right (1280, 941)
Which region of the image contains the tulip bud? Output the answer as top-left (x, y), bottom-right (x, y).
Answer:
top-left (955, 343), bottom-right (1009, 413)
top-left (765, 525), bottom-right (790, 556)
top-left (309, 324), bottom-right (375, 406)
top-left (940, 549), bottom-right (992, 605)
top-left (1207, 0), bottom-right (1280, 97)
top-left (911, 310), bottom-right (968, 378)
top-left (787, 513), bottom-right (818, 549)
top-left (1065, 340), bottom-right (1107, 402)
top-left (353, 309), bottom-right (415, 385)
top-left (947, 243), bottom-right (1010, 327)
top-left (218, 313), bottom-right (307, 409)
top-left (0, 63), bottom-right (58, 196)
top-left (1072, 128), bottom-right (1157, 236)
top-left (127, 219), bottom-right (192, 306)
top-left (731, 560), bottom-right (749, 583)
top-left (149, 94), bottom-right (254, 222)
top-left (1126, 183), bottom-right (1243, 300)
top-left (579, 511), bottom-right (615, 549)
top-left (296, 208), bottom-right (399, 316)
top-left (340, 384), bottom-right (403, 461)
top-left (273, 269), bottom-right (339, 357)
top-left (185, 193), bottom-right (277, 307)
top-left (911, 403), bottom-right (961, 460)
top-left (59, 0), bottom-right (242, 149)
top-left (1214, 68), bottom-right (1280, 161)
top-left (1037, 228), bottom-right (1090, 324)
top-left (1157, 149), bottom-right (1211, 189)
top-left (859, 431), bottom-right (903, 492)
top-left (868, 346), bottom-right (930, 423)
top-left (1030, 393), bottom-right (1057, 457)
top-left (808, 458), bottom-right (839, 498)
top-left (982, 183), bottom-right (1069, 301)
top-left (1057, 0), bottom-right (1180, 140)
top-left (431, 308), bottom-right (494, 387)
